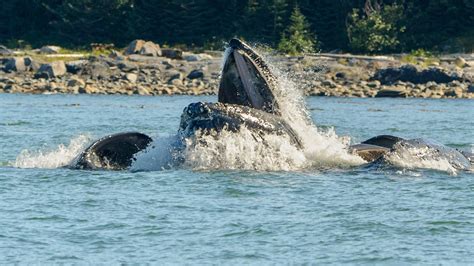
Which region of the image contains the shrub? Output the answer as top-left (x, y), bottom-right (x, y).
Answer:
top-left (347, 3), bottom-right (406, 54)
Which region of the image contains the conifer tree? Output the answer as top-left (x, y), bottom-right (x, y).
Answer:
top-left (277, 6), bottom-right (319, 55)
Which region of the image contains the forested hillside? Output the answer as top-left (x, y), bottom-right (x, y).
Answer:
top-left (1, 0), bottom-right (473, 53)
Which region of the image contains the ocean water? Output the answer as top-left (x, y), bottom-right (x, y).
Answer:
top-left (1, 93), bottom-right (473, 264)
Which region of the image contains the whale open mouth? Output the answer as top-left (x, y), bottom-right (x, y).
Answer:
top-left (219, 39), bottom-right (280, 115)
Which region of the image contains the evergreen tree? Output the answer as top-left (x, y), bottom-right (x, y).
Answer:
top-left (278, 6), bottom-right (318, 55)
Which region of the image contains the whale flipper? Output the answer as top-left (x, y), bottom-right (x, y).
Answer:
top-left (70, 132), bottom-right (152, 170)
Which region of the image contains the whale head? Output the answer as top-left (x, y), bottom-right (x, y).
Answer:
top-left (219, 39), bottom-right (280, 115)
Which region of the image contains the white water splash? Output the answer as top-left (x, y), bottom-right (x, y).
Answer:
top-left (384, 146), bottom-right (458, 175)
top-left (131, 135), bottom-right (183, 171)
top-left (183, 126), bottom-right (363, 171)
top-left (187, 48), bottom-right (363, 170)
top-left (12, 135), bottom-right (91, 169)
top-left (132, 45), bottom-right (363, 172)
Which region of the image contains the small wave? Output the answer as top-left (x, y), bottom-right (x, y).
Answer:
top-left (11, 135), bottom-right (92, 169)
top-left (0, 120), bottom-right (31, 126)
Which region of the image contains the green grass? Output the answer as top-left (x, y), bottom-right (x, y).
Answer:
top-left (400, 49), bottom-right (440, 68)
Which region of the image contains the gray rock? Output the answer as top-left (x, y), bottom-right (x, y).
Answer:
top-left (454, 57), bottom-right (468, 68)
top-left (124, 40), bottom-right (161, 56)
top-left (35, 61), bottom-right (67, 79)
top-left (171, 79), bottom-right (183, 86)
top-left (167, 71), bottom-right (183, 83)
top-left (375, 87), bottom-right (408, 98)
top-left (4, 57), bottom-right (27, 72)
top-left (187, 69), bottom-right (204, 79)
top-left (125, 73), bottom-right (138, 83)
top-left (109, 50), bottom-right (123, 59)
top-left (40, 45), bottom-right (61, 54)
top-left (372, 64), bottom-right (461, 85)
top-left (468, 84), bottom-right (474, 93)
top-left (79, 61), bottom-right (114, 79)
top-left (367, 80), bottom-right (381, 88)
top-left (140, 41), bottom-right (161, 56)
top-left (124, 40), bottom-right (145, 55)
top-left (135, 86), bottom-right (150, 95)
top-left (117, 61), bottom-right (138, 71)
top-left (322, 80), bottom-right (337, 88)
top-left (161, 49), bottom-right (183, 60)
top-left (444, 87), bottom-right (463, 98)
top-left (186, 53), bottom-right (212, 61)
top-left (0, 45), bottom-right (13, 55)
top-left (66, 60), bottom-right (87, 74)
top-left (78, 85), bottom-right (97, 94)
top-left (67, 77), bottom-right (85, 87)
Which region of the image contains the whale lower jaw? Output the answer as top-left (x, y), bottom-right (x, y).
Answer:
top-left (178, 102), bottom-right (302, 148)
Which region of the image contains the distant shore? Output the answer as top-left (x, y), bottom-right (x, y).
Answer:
top-left (1, 41), bottom-right (473, 99)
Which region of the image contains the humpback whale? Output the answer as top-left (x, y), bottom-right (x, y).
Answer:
top-left (70, 39), bottom-right (473, 172)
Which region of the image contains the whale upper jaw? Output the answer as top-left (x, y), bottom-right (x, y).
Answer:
top-left (219, 38), bottom-right (280, 115)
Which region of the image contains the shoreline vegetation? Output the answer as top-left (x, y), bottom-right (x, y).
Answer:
top-left (1, 40), bottom-right (473, 99)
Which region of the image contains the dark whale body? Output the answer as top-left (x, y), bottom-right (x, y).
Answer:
top-left (350, 135), bottom-right (473, 170)
top-left (70, 39), bottom-right (473, 171)
top-left (70, 132), bottom-right (152, 170)
top-left (179, 102), bottom-right (301, 148)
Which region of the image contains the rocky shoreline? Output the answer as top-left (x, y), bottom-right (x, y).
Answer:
top-left (1, 40), bottom-right (473, 99)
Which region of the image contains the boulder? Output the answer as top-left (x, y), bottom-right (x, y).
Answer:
top-left (162, 49), bottom-right (183, 60)
top-left (66, 60), bottom-right (87, 74)
top-left (187, 69), bottom-right (204, 79)
top-left (468, 84), bottom-right (474, 93)
top-left (40, 45), bottom-right (62, 54)
top-left (117, 61), bottom-right (138, 71)
top-left (444, 87), bottom-right (463, 98)
top-left (124, 40), bottom-right (145, 55)
top-left (78, 85), bottom-right (97, 94)
top-left (67, 77), bottom-right (85, 87)
top-left (140, 41), bottom-right (161, 56)
top-left (4, 57), bottom-right (27, 72)
top-left (0, 45), bottom-right (13, 56)
top-left (183, 53), bottom-right (212, 62)
top-left (135, 86), bottom-right (150, 95)
top-left (124, 40), bottom-right (161, 56)
top-left (35, 61), bottom-right (67, 79)
top-left (454, 57), bottom-right (468, 68)
top-left (367, 80), bottom-right (381, 88)
top-left (125, 73), bottom-right (138, 83)
top-left (322, 80), bottom-right (337, 88)
top-left (79, 61), bottom-right (114, 79)
top-left (167, 71), bottom-right (183, 83)
top-left (109, 50), bottom-right (124, 60)
top-left (372, 65), bottom-right (461, 85)
top-left (375, 87), bottom-right (408, 98)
